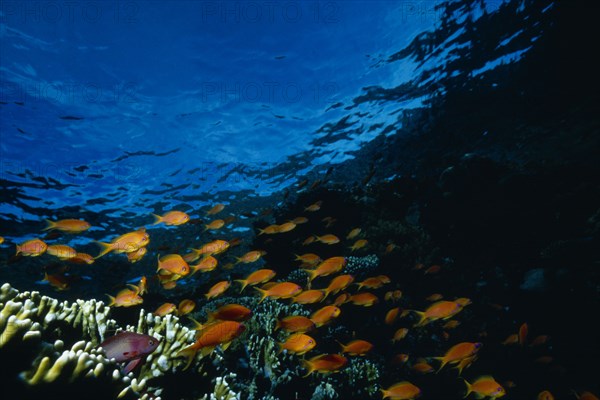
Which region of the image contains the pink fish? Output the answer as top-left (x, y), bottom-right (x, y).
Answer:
top-left (99, 331), bottom-right (160, 373)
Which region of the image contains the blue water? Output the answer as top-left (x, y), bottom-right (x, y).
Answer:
top-left (0, 1), bottom-right (511, 228)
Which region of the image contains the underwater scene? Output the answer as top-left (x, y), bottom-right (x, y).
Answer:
top-left (0, 0), bottom-right (599, 399)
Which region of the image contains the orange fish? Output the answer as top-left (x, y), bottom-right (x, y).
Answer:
top-left (304, 201), bottom-right (322, 212)
top-left (346, 228), bottom-right (361, 239)
top-left (502, 334), bottom-right (519, 345)
top-left (292, 216), bottom-right (308, 224)
top-left (127, 247), bottom-right (147, 263)
top-left (278, 221), bottom-right (297, 233)
top-left (95, 228), bottom-right (149, 258)
top-left (392, 328), bottom-right (409, 343)
top-left (574, 391), bottom-right (600, 400)
top-left (292, 290), bottom-right (325, 304)
top-left (255, 282), bottom-right (302, 303)
top-left (323, 274), bottom-right (354, 298)
top-left (227, 237), bottom-right (243, 247)
top-left (178, 299), bottom-right (196, 315)
top-left (537, 390), bottom-right (554, 400)
top-left (412, 359), bottom-right (435, 374)
top-left (278, 333), bottom-right (316, 355)
top-left (258, 224), bottom-right (280, 235)
top-left (306, 256), bottom-right (347, 282)
top-left (46, 244), bottom-right (77, 260)
top-left (152, 210), bottom-right (190, 226)
top-left (310, 305), bottom-right (341, 327)
top-left (454, 355), bottom-right (477, 375)
top-left (356, 276), bottom-right (388, 290)
top-left (301, 353), bottom-right (348, 376)
top-left (234, 250), bottom-right (264, 264)
top-left (177, 321), bottom-right (244, 369)
top-left (333, 293), bottom-right (351, 306)
top-left (205, 281), bottom-right (230, 299)
top-left (16, 238), bottom-right (47, 257)
top-left (207, 304), bottom-right (252, 322)
top-left (349, 239), bottom-right (368, 251)
top-left (337, 339), bottom-right (373, 356)
top-left (391, 353), bottom-right (410, 365)
top-left (435, 342), bottom-right (483, 372)
top-left (154, 303), bottom-right (177, 316)
top-left (65, 252), bottom-right (94, 265)
top-left (206, 203), bottom-right (225, 215)
top-left (136, 276), bottom-right (148, 295)
top-left (204, 219), bottom-right (225, 231)
top-left (157, 254), bottom-right (190, 276)
top-left (314, 234), bottom-right (340, 244)
top-left (302, 235), bottom-right (316, 245)
top-left (386, 307), bottom-right (401, 325)
top-left (43, 272), bottom-right (70, 291)
top-left (349, 292), bottom-right (378, 307)
top-left (276, 316), bottom-right (315, 333)
top-left (412, 300), bottom-right (466, 327)
top-left (191, 255), bottom-right (218, 274)
top-left (295, 253), bottom-right (322, 266)
top-left (443, 320), bottom-right (460, 330)
top-left (384, 243), bottom-right (397, 254)
top-left (43, 219), bottom-right (91, 233)
top-left (107, 287), bottom-right (143, 307)
top-left (530, 335), bottom-right (550, 346)
top-left (519, 322), bottom-right (528, 345)
top-left (424, 264), bottom-right (441, 274)
top-left (190, 239), bottom-right (230, 257)
top-left (463, 376), bottom-right (506, 399)
top-left (381, 381), bottom-right (421, 400)
top-left (426, 293), bottom-right (444, 302)
top-left (236, 269), bottom-right (276, 292)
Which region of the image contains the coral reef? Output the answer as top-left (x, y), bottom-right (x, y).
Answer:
top-left (344, 255), bottom-right (380, 278)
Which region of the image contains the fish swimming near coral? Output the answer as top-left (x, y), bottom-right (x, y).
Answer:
top-left (99, 331), bottom-right (160, 374)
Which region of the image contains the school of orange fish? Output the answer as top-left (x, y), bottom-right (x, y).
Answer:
top-left (1, 198), bottom-right (598, 400)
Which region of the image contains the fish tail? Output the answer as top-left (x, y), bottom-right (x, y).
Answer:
top-left (151, 213), bottom-right (162, 225)
top-left (156, 254), bottom-right (162, 272)
top-left (411, 310), bottom-right (427, 327)
top-left (300, 360), bottom-right (314, 378)
top-left (235, 279), bottom-right (247, 293)
top-left (463, 379), bottom-right (472, 398)
top-left (233, 257), bottom-right (242, 265)
top-left (434, 357), bottom-right (446, 373)
top-left (274, 319), bottom-right (281, 331)
top-left (276, 342), bottom-right (284, 355)
top-left (188, 316), bottom-right (205, 330)
top-left (254, 287), bottom-right (268, 303)
top-left (335, 340), bottom-right (345, 352)
top-left (380, 389), bottom-right (390, 399)
top-left (321, 289), bottom-right (330, 300)
top-left (257, 228), bottom-right (265, 236)
top-left (15, 244), bottom-right (21, 256)
top-left (106, 294), bottom-right (116, 306)
top-left (305, 269), bottom-right (318, 283)
top-left (177, 344), bottom-right (198, 371)
top-left (94, 241), bottom-right (113, 259)
top-left (42, 219), bottom-right (56, 231)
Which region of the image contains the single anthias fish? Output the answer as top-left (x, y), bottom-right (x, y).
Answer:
top-left (100, 331), bottom-right (160, 374)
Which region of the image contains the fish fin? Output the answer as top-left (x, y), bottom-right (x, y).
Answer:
top-left (220, 341), bottom-right (232, 351)
top-left (300, 359), bottom-right (314, 378)
top-left (380, 389), bottom-right (390, 399)
top-left (94, 241), bottom-right (113, 259)
top-left (188, 317), bottom-right (205, 331)
top-left (177, 344), bottom-right (198, 371)
top-left (156, 254), bottom-right (162, 272)
top-left (433, 357), bottom-right (446, 373)
top-left (257, 228), bottom-right (265, 236)
top-left (15, 244), bottom-right (21, 256)
top-left (411, 310), bottom-right (427, 327)
top-left (463, 379), bottom-right (472, 398)
top-left (123, 358), bottom-right (143, 374)
top-left (254, 287), bottom-right (268, 303)
top-left (200, 346), bottom-right (215, 357)
top-left (305, 269), bottom-right (317, 283)
top-left (234, 279), bottom-right (247, 293)
top-left (151, 213), bottom-right (162, 225)
top-left (335, 340), bottom-right (346, 352)
top-left (106, 294), bottom-right (116, 307)
top-left (42, 219), bottom-right (56, 231)
top-left (274, 320), bottom-right (281, 331)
